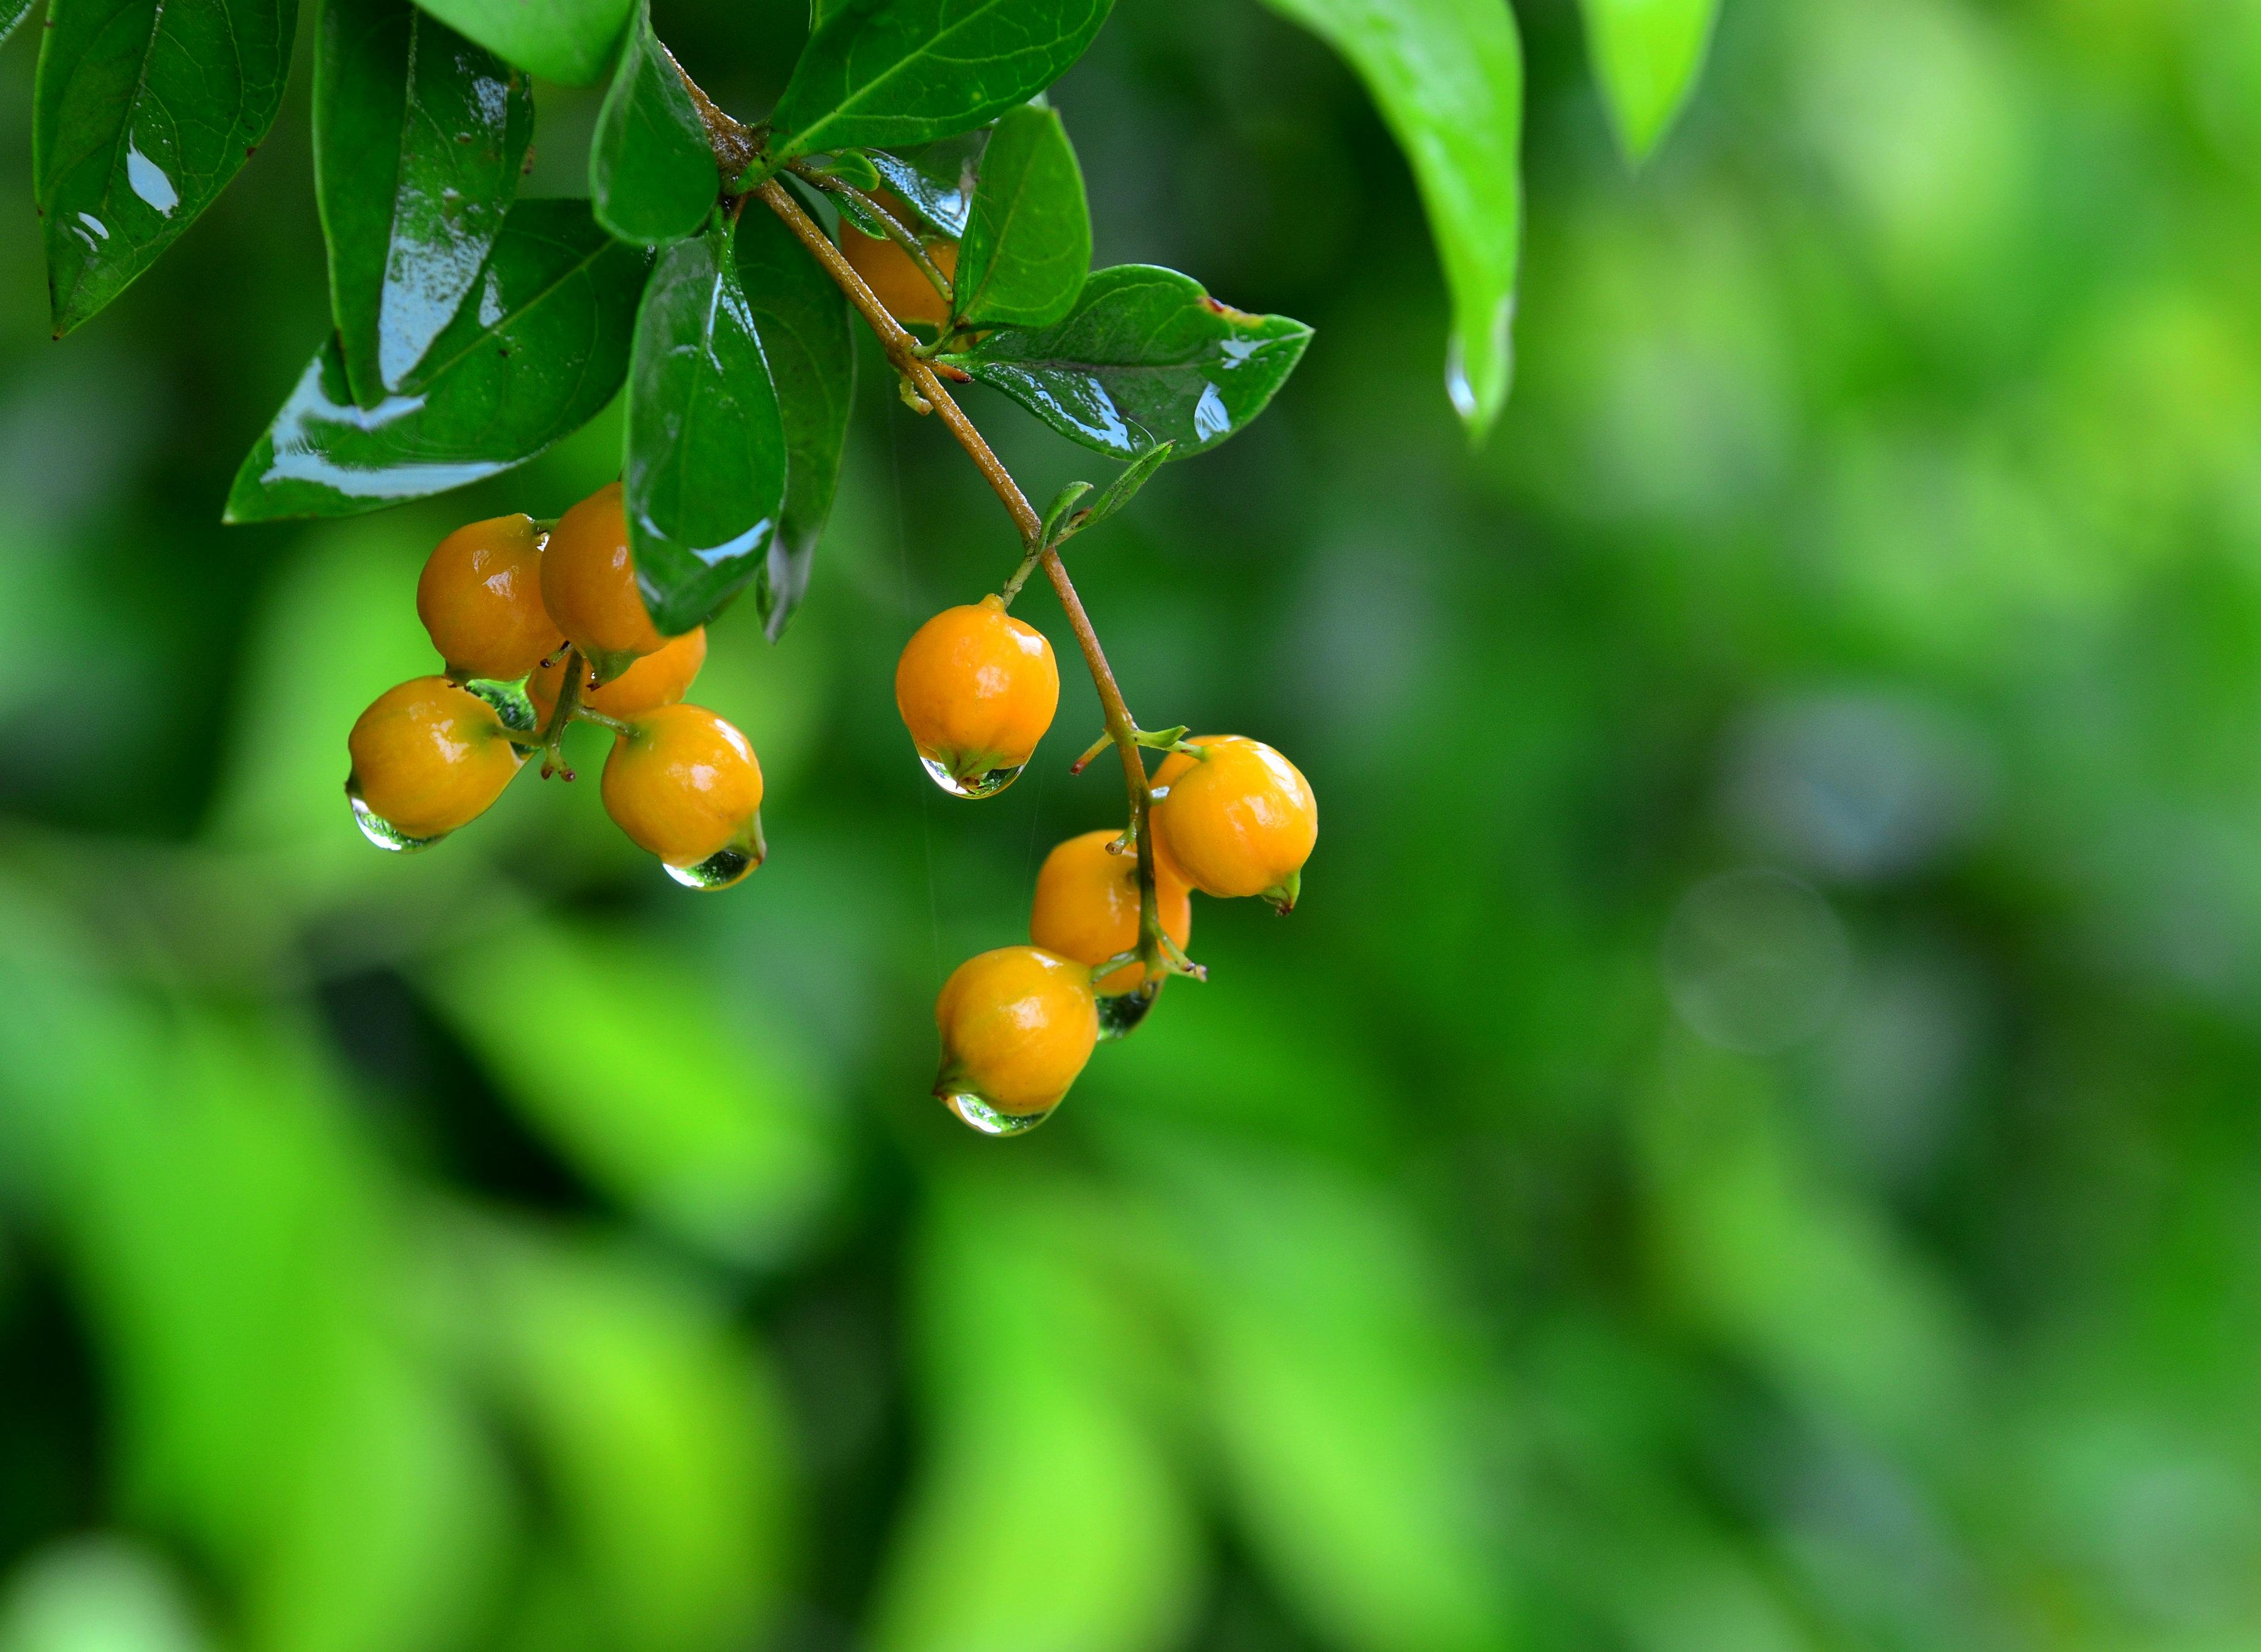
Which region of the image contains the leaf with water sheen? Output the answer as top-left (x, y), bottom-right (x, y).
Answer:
top-left (226, 199), bottom-right (651, 522)
top-left (736, 205), bottom-right (855, 639)
top-left (954, 102), bottom-right (1088, 329)
top-left (1580, 0), bottom-right (1718, 161)
top-left (33, 0), bottom-right (300, 335)
top-left (770, 0), bottom-right (1112, 160)
top-left (1257, 0), bottom-right (1521, 439)
top-left (590, 0), bottom-right (718, 246)
top-left (1, 0), bottom-right (38, 46)
top-left (410, 0), bottom-right (632, 84)
top-left (868, 129), bottom-right (990, 238)
top-left (939, 265), bottom-right (1309, 459)
top-left (317, 0), bottom-right (532, 408)
top-left (625, 216), bottom-right (790, 637)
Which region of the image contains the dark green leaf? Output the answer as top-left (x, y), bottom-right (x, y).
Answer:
top-left (411, 0), bottom-right (633, 84)
top-left (1257, 0), bottom-right (1521, 438)
top-left (801, 150), bottom-right (882, 192)
top-left (736, 204), bottom-right (856, 640)
top-left (1039, 479), bottom-right (1092, 545)
top-left (590, 0), bottom-right (718, 246)
top-left (954, 102), bottom-right (1088, 329)
top-left (939, 265), bottom-right (1309, 459)
top-left (1069, 441), bottom-right (1169, 537)
top-left (1580, 0), bottom-right (1718, 162)
top-left (625, 215), bottom-right (790, 637)
top-left (226, 199), bottom-right (650, 522)
top-left (316, 0), bottom-right (532, 407)
top-left (868, 129), bottom-right (989, 238)
top-left (1, 0), bottom-right (39, 48)
top-left (770, 0), bottom-right (1112, 160)
top-left (33, 0), bottom-right (300, 335)
top-left (822, 180), bottom-right (899, 241)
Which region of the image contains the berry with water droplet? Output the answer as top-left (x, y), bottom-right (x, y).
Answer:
top-left (841, 200), bottom-right (956, 329)
top-left (1151, 735), bottom-right (1316, 911)
top-left (601, 703), bottom-right (765, 888)
top-left (933, 946), bottom-right (1098, 1134)
top-left (346, 676), bottom-right (525, 847)
top-left (540, 481), bottom-right (667, 683)
top-left (895, 594), bottom-right (1058, 797)
top-left (530, 626), bottom-right (705, 723)
top-left (1029, 829), bottom-right (1191, 993)
top-left (415, 513), bottom-right (562, 682)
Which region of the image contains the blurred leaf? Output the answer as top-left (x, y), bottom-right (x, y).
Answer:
top-left (799, 150), bottom-right (882, 191)
top-left (770, 0), bottom-right (1113, 160)
top-left (1257, 0), bottom-right (1521, 437)
top-left (939, 265), bottom-right (1310, 458)
top-left (1579, 0), bottom-right (1717, 161)
top-left (867, 129), bottom-right (990, 238)
top-left (33, 0), bottom-right (300, 336)
top-left (0, 0), bottom-right (37, 49)
top-left (625, 214), bottom-right (789, 636)
top-left (0, 1538), bottom-right (211, 1652)
top-left (410, 0), bottom-right (632, 84)
top-left (226, 200), bottom-right (650, 522)
top-left (590, 0), bottom-right (718, 246)
top-left (736, 202), bottom-right (857, 640)
top-left (953, 102), bottom-right (1088, 328)
top-left (316, 0), bottom-right (533, 407)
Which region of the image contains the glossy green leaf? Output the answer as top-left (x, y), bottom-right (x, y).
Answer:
top-left (226, 199), bottom-right (650, 522)
top-left (953, 102), bottom-right (1088, 328)
top-left (868, 129), bottom-right (989, 238)
top-left (1, 0), bottom-right (38, 48)
top-left (590, 0), bottom-right (718, 246)
top-left (801, 150), bottom-right (882, 192)
top-left (939, 265), bottom-right (1310, 459)
top-left (409, 0), bottom-right (632, 83)
top-left (1257, 0), bottom-right (1521, 438)
top-left (770, 0), bottom-right (1113, 160)
top-left (316, 0), bottom-right (533, 408)
top-left (736, 203), bottom-right (856, 639)
top-left (1580, 0), bottom-right (1718, 161)
top-left (33, 0), bottom-right (300, 336)
top-left (625, 214), bottom-right (789, 636)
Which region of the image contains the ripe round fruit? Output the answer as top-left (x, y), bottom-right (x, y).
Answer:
top-left (530, 626), bottom-right (706, 723)
top-left (601, 703), bottom-right (764, 871)
top-left (894, 594), bottom-right (1059, 796)
top-left (841, 209), bottom-right (958, 329)
top-left (539, 481), bottom-right (666, 681)
top-left (1150, 736), bottom-right (1317, 909)
top-left (934, 946), bottom-right (1099, 1120)
top-left (347, 676), bottom-right (525, 842)
top-left (1029, 829), bottom-right (1192, 993)
top-left (416, 513), bottom-right (562, 681)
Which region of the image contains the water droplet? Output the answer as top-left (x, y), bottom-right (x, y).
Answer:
top-left (346, 777), bottom-right (445, 853)
top-left (665, 846), bottom-right (758, 890)
top-left (919, 753), bottom-right (1027, 799)
top-left (124, 145), bottom-right (178, 216)
top-left (938, 1085), bottom-right (1058, 1137)
top-left (464, 677), bottom-right (537, 735)
top-left (1096, 985), bottom-right (1158, 1041)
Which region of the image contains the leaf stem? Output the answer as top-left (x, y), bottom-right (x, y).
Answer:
top-left (786, 163), bottom-right (956, 310)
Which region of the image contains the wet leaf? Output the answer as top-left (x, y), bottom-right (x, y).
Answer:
top-left (225, 199), bottom-right (650, 522)
top-left (770, 0), bottom-right (1112, 160)
top-left (315, 0), bottom-right (532, 407)
top-left (1580, 0), bottom-right (1719, 161)
top-left (590, 0), bottom-right (718, 246)
top-left (868, 129), bottom-right (990, 238)
top-left (1257, 0), bottom-right (1521, 438)
top-left (33, 0), bottom-right (300, 335)
top-left (410, 0), bottom-right (632, 84)
top-left (939, 265), bottom-right (1309, 459)
top-left (954, 102), bottom-right (1088, 329)
top-left (1, 0), bottom-right (38, 48)
top-left (624, 214), bottom-right (789, 636)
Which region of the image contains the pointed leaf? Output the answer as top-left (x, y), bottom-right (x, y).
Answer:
top-left (770, 0), bottom-right (1113, 159)
top-left (868, 129), bottom-right (990, 238)
top-left (33, 0), bottom-right (300, 335)
top-left (317, 0), bottom-right (533, 407)
top-left (625, 215), bottom-right (789, 636)
top-left (1068, 441), bottom-right (1169, 537)
top-left (954, 102), bottom-right (1088, 328)
top-left (226, 199), bottom-right (651, 522)
top-left (736, 204), bottom-right (855, 640)
top-left (1580, 0), bottom-right (1718, 161)
top-left (1039, 479), bottom-right (1092, 545)
top-left (938, 265), bottom-right (1309, 459)
top-left (410, 0), bottom-right (633, 84)
top-left (590, 0), bottom-right (718, 246)
top-left (1257, 0), bottom-right (1521, 438)
top-left (1, 0), bottom-right (38, 47)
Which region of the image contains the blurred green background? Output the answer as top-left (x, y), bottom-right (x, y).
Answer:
top-left (8, 1), bottom-right (2261, 1648)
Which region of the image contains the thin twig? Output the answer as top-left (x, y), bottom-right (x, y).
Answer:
top-left (786, 163), bottom-right (956, 309)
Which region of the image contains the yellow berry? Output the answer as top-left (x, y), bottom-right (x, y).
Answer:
top-left (894, 594), bottom-right (1058, 796)
top-left (1151, 735), bottom-right (1317, 909)
top-left (600, 703), bottom-right (764, 875)
top-left (347, 677), bottom-right (524, 843)
top-left (1029, 829), bottom-right (1192, 993)
top-left (530, 626), bottom-right (706, 723)
top-left (540, 481), bottom-right (667, 681)
top-left (415, 513), bottom-right (562, 681)
top-left (841, 202), bottom-right (958, 329)
top-left (934, 946), bottom-right (1098, 1124)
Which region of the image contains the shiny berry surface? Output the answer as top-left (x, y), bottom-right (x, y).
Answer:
top-left (539, 481), bottom-right (667, 677)
top-left (894, 594), bottom-right (1059, 793)
top-left (415, 513), bottom-right (561, 682)
top-left (1151, 735), bottom-right (1317, 903)
top-left (601, 703), bottom-right (764, 870)
top-left (841, 216), bottom-right (957, 329)
top-left (1029, 829), bottom-right (1192, 993)
top-left (933, 946), bottom-right (1099, 1119)
top-left (347, 676), bottom-right (523, 841)
top-left (530, 626), bottom-right (706, 723)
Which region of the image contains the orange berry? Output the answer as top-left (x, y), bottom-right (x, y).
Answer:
top-left (933, 946), bottom-right (1098, 1129)
top-left (841, 204), bottom-right (958, 328)
top-left (539, 481), bottom-right (667, 682)
top-left (1150, 736), bottom-right (1317, 909)
top-left (894, 594), bottom-right (1059, 796)
top-left (1029, 829), bottom-right (1192, 993)
top-left (347, 676), bottom-right (524, 845)
top-left (600, 703), bottom-right (765, 882)
top-left (415, 513), bottom-right (562, 681)
top-left (529, 626), bottom-right (706, 723)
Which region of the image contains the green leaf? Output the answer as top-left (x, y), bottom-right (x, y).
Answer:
top-left (410, 0), bottom-right (632, 83)
top-left (1579, 0), bottom-right (1718, 161)
top-left (33, 0), bottom-right (300, 336)
top-left (590, 0), bottom-right (718, 246)
top-left (1066, 440), bottom-right (1169, 537)
top-left (800, 150), bottom-right (882, 192)
top-left (939, 265), bottom-right (1310, 459)
top-left (226, 199), bottom-right (650, 522)
top-left (770, 0), bottom-right (1113, 160)
top-left (1257, 0), bottom-right (1522, 438)
top-left (315, 0), bottom-right (533, 408)
top-left (953, 102), bottom-right (1088, 329)
top-left (1, 0), bottom-right (40, 48)
top-left (1039, 479), bottom-right (1092, 545)
top-left (736, 203), bottom-right (856, 640)
top-left (868, 129), bottom-right (990, 238)
top-left (624, 214), bottom-right (790, 636)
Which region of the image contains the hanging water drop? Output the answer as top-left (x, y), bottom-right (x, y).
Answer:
top-left (919, 753), bottom-right (1027, 799)
top-left (346, 776), bottom-right (447, 853)
top-left (938, 1083), bottom-right (1059, 1137)
top-left (664, 846), bottom-right (758, 890)
top-left (1096, 983), bottom-right (1159, 1041)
